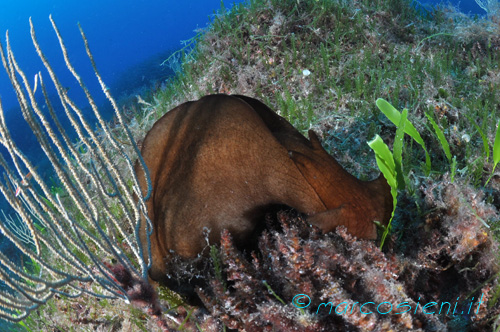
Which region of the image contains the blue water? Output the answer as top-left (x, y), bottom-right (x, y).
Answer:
top-left (0, 0), bottom-right (244, 113)
top-left (417, 0), bottom-right (492, 14)
top-left (0, 0), bottom-right (246, 226)
top-left (0, 0), bottom-right (245, 210)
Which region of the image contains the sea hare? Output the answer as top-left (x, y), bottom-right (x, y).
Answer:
top-left (135, 94), bottom-right (393, 284)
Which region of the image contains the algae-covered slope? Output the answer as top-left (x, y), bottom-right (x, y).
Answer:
top-left (18, 0), bottom-right (500, 331)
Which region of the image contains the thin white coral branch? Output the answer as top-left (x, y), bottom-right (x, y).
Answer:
top-left (0, 17), bottom-right (153, 322)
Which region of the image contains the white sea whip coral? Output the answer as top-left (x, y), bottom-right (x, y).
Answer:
top-left (0, 16), bottom-right (158, 325)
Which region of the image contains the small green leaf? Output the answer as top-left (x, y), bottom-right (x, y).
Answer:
top-left (464, 113), bottom-right (489, 160)
top-left (393, 108), bottom-right (408, 190)
top-left (493, 120), bottom-right (500, 169)
top-left (450, 156), bottom-right (457, 183)
top-left (425, 112), bottom-right (452, 163)
top-left (367, 135), bottom-right (397, 188)
top-left (367, 135), bottom-right (398, 249)
top-left (486, 120), bottom-right (500, 186)
top-left (17, 320), bottom-right (32, 332)
top-left (376, 98), bottom-right (431, 174)
top-left (376, 99), bottom-right (423, 146)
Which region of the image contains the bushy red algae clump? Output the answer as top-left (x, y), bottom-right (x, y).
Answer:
top-left (195, 177), bottom-right (499, 331)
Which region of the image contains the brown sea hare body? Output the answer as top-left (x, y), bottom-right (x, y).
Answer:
top-left (136, 94), bottom-right (392, 284)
